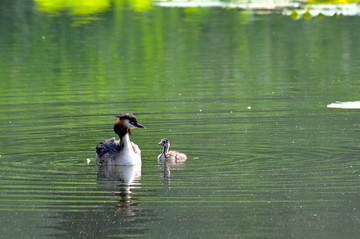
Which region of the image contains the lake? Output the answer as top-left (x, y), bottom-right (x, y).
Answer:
top-left (1, 1), bottom-right (360, 238)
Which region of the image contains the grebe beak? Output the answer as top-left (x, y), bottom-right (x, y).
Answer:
top-left (134, 122), bottom-right (146, 129)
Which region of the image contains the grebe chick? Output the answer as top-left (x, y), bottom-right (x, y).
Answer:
top-left (158, 138), bottom-right (187, 162)
top-left (96, 113), bottom-right (146, 166)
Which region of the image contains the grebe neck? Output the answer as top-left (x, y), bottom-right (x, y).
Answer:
top-left (162, 145), bottom-right (169, 155)
top-left (114, 122), bottom-right (132, 139)
top-left (119, 133), bottom-right (131, 148)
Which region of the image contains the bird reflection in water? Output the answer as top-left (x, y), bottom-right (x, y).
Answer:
top-left (157, 138), bottom-right (187, 187)
top-left (158, 159), bottom-right (186, 187)
top-left (96, 164), bottom-right (141, 217)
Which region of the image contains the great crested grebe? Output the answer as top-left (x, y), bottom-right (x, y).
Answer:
top-left (158, 138), bottom-right (187, 162)
top-left (96, 113), bottom-right (146, 166)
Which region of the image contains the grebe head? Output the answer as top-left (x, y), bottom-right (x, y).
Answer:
top-left (158, 138), bottom-right (170, 147)
top-left (114, 113), bottom-right (146, 137)
top-left (115, 113), bottom-right (146, 129)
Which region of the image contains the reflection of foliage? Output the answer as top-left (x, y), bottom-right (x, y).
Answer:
top-left (307, 0), bottom-right (358, 3)
top-left (34, 0), bottom-right (112, 24)
top-left (34, 0), bottom-right (153, 25)
top-left (128, 0), bottom-right (152, 12)
top-left (34, 0), bottom-right (112, 15)
top-left (34, 0), bottom-right (153, 16)
top-left (287, 6), bottom-right (349, 20)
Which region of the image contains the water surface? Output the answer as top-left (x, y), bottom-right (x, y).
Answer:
top-left (1, 1), bottom-right (360, 238)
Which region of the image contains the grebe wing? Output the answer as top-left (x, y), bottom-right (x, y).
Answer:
top-left (96, 137), bottom-right (120, 157)
top-left (166, 151), bottom-right (187, 162)
top-left (175, 152), bottom-right (187, 161)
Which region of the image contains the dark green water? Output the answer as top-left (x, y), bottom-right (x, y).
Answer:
top-left (1, 1), bottom-right (360, 238)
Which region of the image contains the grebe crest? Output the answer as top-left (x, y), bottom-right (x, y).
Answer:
top-left (158, 138), bottom-right (187, 162)
top-left (96, 113), bottom-right (146, 166)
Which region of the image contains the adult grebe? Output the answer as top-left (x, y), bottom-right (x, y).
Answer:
top-left (96, 113), bottom-right (146, 165)
top-left (158, 138), bottom-right (187, 162)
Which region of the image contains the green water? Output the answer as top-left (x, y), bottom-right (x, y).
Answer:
top-left (1, 1), bottom-right (360, 238)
